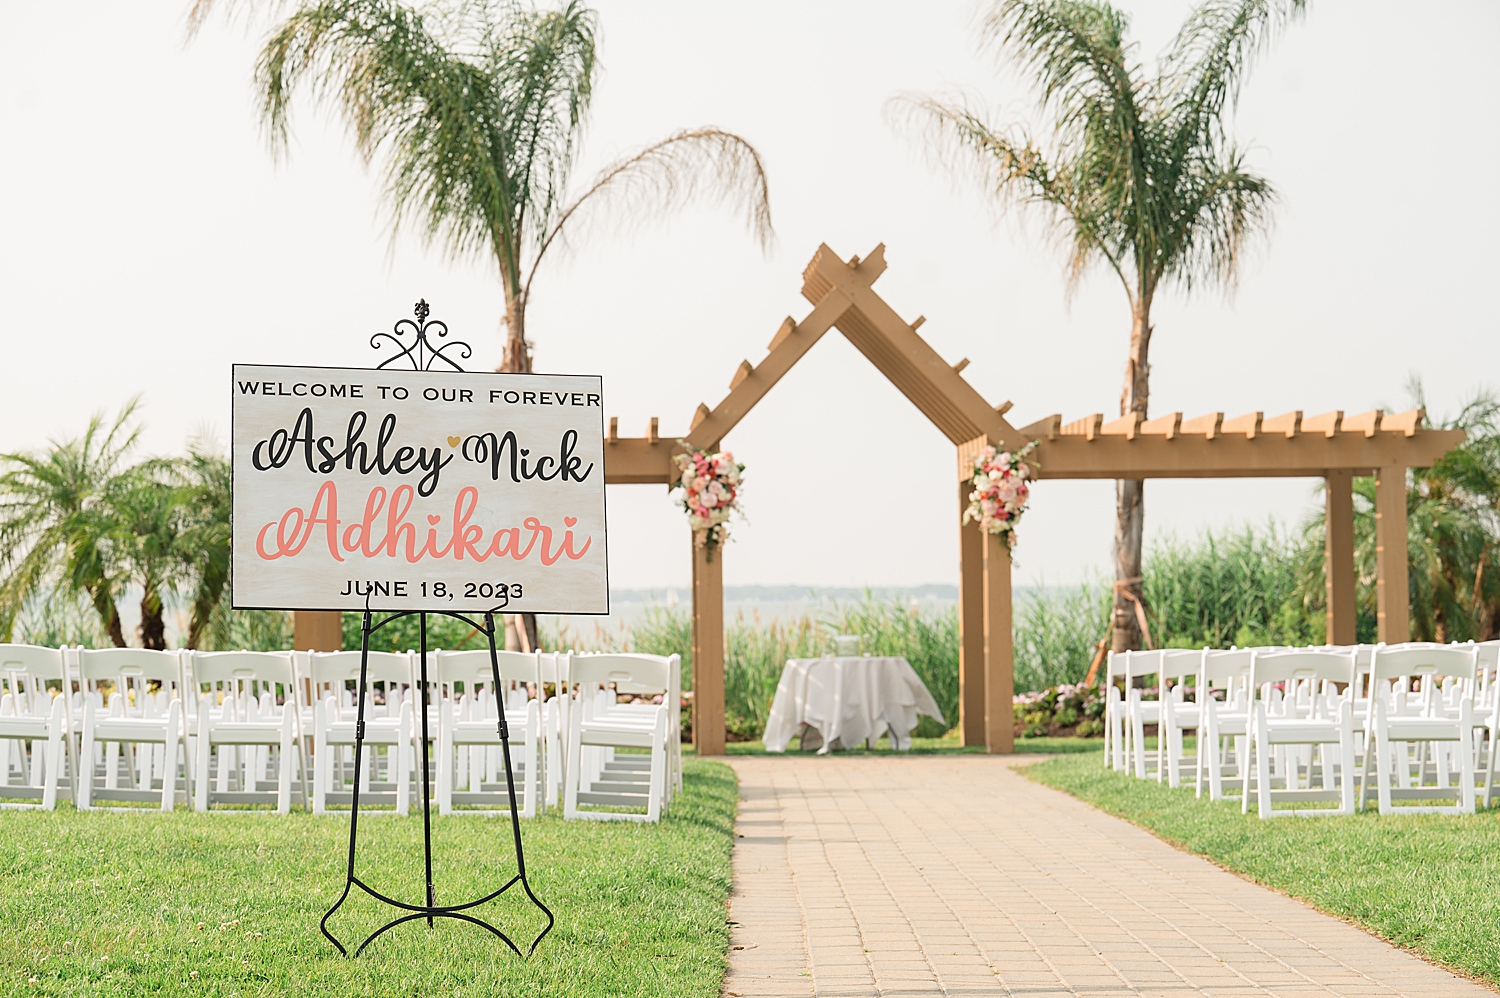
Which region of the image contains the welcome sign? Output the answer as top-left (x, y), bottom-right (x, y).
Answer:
top-left (231, 364), bottom-right (608, 614)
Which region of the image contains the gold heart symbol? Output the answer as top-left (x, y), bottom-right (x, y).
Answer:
top-left (446, 435), bottom-right (461, 448)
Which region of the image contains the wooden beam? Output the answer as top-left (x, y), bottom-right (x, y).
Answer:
top-left (992, 428), bottom-right (1464, 481)
top-left (957, 472), bottom-right (986, 747)
top-left (1017, 414), bottom-right (1061, 441)
top-left (1222, 412), bottom-right (1263, 439)
top-left (801, 243), bottom-right (1025, 450)
top-left (1383, 408), bottom-right (1424, 437)
top-left (1180, 412), bottom-right (1223, 440)
top-left (1375, 464), bottom-right (1410, 642)
top-left (691, 540), bottom-right (725, 756)
top-left (952, 357), bottom-right (970, 374)
top-left (603, 437), bottom-right (675, 484)
top-left (1101, 413), bottom-right (1142, 440)
top-left (729, 361), bottom-right (754, 390)
top-left (1303, 410), bottom-right (1343, 438)
top-left (293, 611), bottom-right (343, 652)
top-left (1263, 411), bottom-right (1302, 438)
top-left (982, 531), bottom-right (1014, 754)
top-left (1325, 469), bottom-right (1357, 645)
top-left (1060, 414), bottom-right (1102, 441)
top-left (1140, 412), bottom-right (1182, 440)
top-left (1345, 409), bottom-right (1384, 437)
top-left (648, 417), bottom-right (659, 444)
top-left (608, 416), bottom-right (619, 443)
top-left (683, 283), bottom-right (852, 450)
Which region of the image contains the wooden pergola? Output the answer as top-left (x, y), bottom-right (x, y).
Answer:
top-left (297, 241), bottom-right (1464, 754)
top-left (599, 242), bottom-right (1465, 755)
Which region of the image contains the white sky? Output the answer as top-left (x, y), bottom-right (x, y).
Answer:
top-left (2, 1), bottom-right (1496, 594)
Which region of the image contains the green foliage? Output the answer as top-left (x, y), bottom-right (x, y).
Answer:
top-left (1144, 523), bottom-right (1319, 649)
top-left (339, 611), bottom-right (491, 654)
top-left (197, 0), bottom-right (772, 370)
top-left (1015, 581), bottom-right (1110, 690)
top-left (13, 589), bottom-right (108, 649)
top-left (0, 759), bottom-right (738, 997)
top-left (1027, 752), bottom-right (1500, 988)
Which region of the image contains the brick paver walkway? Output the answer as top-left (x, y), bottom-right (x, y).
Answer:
top-left (725, 755), bottom-right (1486, 998)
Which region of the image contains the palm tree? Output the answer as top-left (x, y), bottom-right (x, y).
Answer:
top-left (174, 442), bottom-right (233, 650)
top-left (106, 464), bottom-right (188, 650)
top-left (892, 0), bottom-right (1304, 651)
top-left (191, 0), bottom-right (772, 375)
top-left (192, 0), bottom-right (774, 650)
top-left (0, 403), bottom-right (141, 646)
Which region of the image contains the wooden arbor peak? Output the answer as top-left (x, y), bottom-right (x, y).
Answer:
top-left (603, 242), bottom-right (1465, 756)
top-left (604, 243), bottom-right (1028, 755)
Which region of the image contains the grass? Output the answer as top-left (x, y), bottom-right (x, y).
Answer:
top-left (1024, 749), bottom-right (1500, 988)
top-left (0, 759), bottom-right (737, 997)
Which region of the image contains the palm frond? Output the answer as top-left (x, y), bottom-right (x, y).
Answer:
top-left (525, 128), bottom-right (774, 305)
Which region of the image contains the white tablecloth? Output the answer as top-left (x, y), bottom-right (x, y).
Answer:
top-left (762, 657), bottom-right (944, 753)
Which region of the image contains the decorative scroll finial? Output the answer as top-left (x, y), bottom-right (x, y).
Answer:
top-left (371, 299), bottom-right (471, 371)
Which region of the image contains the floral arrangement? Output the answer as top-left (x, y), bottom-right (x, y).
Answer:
top-left (672, 445), bottom-right (744, 557)
top-left (962, 441), bottom-right (1037, 548)
top-left (1014, 682), bottom-right (1105, 738)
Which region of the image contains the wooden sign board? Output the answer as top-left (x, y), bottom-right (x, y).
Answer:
top-left (231, 364), bottom-right (608, 614)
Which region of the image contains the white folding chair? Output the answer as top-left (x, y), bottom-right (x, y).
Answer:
top-left (590, 652), bottom-right (681, 800)
top-left (76, 648), bottom-right (188, 811)
top-left (1121, 650), bottom-right (1165, 779)
top-left (565, 654), bottom-right (670, 822)
top-left (1473, 640), bottom-right (1500, 806)
top-left (1360, 643), bottom-right (1477, 815)
top-left (0, 644), bottom-right (73, 810)
top-left (1244, 649), bottom-right (1356, 818)
top-left (538, 651), bottom-right (569, 808)
top-left (1195, 648), bottom-right (1252, 801)
top-left (189, 651), bottom-right (307, 813)
top-left (1157, 648), bottom-right (1205, 787)
top-left (1102, 651), bottom-right (1127, 770)
top-left (305, 651), bottom-right (414, 816)
top-left (434, 649), bottom-right (541, 817)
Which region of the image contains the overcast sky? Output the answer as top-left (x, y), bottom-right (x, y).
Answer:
top-left (1, 1), bottom-right (1496, 595)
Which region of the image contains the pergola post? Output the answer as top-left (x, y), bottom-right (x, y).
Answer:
top-left (1374, 465), bottom-right (1410, 643)
top-left (981, 532), bottom-right (1015, 754)
top-left (691, 539), bottom-right (726, 756)
top-left (957, 478), bottom-right (986, 747)
top-left (293, 610), bottom-right (344, 652)
top-left (1324, 469), bottom-right (1357, 644)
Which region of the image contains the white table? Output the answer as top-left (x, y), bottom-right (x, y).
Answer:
top-left (762, 657), bottom-right (944, 753)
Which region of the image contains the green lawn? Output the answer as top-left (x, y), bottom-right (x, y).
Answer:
top-left (1024, 750), bottom-right (1500, 988)
top-left (0, 759), bottom-right (737, 997)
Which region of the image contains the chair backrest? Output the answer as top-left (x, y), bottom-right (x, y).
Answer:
top-left (539, 651), bottom-right (569, 688)
top-left (189, 651), bottom-right (296, 689)
top-left (1474, 640), bottom-right (1499, 674)
top-left (1159, 649), bottom-right (1202, 688)
top-left (1370, 643), bottom-right (1478, 687)
top-left (306, 651), bottom-right (412, 688)
top-left (0, 643), bottom-right (67, 683)
top-left (569, 654), bottom-right (670, 695)
top-left (1104, 649), bottom-right (1126, 686)
top-left (77, 647), bottom-right (183, 686)
top-left (1121, 650), bottom-right (1163, 683)
top-left (435, 649), bottom-right (540, 694)
top-left (1201, 648), bottom-right (1252, 687)
top-left (1249, 649), bottom-right (1355, 692)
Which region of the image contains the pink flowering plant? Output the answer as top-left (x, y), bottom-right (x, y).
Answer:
top-left (962, 441), bottom-right (1038, 548)
top-left (672, 444), bottom-right (745, 557)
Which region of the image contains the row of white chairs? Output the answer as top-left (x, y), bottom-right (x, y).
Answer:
top-left (0, 644), bottom-right (682, 822)
top-left (1102, 640), bottom-right (1500, 817)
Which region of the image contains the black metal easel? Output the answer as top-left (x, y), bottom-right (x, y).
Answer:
top-left (318, 301), bottom-right (553, 957)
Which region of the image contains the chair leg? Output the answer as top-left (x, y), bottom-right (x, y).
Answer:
top-left (1338, 703), bottom-right (1355, 816)
top-left (195, 702), bottom-right (212, 812)
top-left (41, 697), bottom-right (65, 812)
top-left (646, 711), bottom-right (666, 823)
top-left (1460, 701), bottom-right (1476, 814)
top-left (162, 700), bottom-right (181, 811)
top-left (277, 711), bottom-right (294, 815)
top-left (1374, 707), bottom-right (1393, 815)
top-left (396, 703), bottom-right (413, 817)
top-left (437, 701), bottom-right (453, 817)
top-left (78, 700), bottom-right (97, 811)
top-left (1254, 707), bottom-right (1272, 819)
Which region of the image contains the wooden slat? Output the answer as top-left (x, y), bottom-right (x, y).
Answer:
top-left (1382, 408), bottom-right (1424, 437)
top-left (1101, 413), bottom-right (1142, 440)
top-left (1302, 410), bottom-right (1343, 437)
top-left (1222, 412), bottom-right (1263, 439)
top-left (1343, 409), bottom-right (1384, 437)
top-left (1179, 412), bottom-right (1223, 439)
top-left (1016, 414), bottom-right (1061, 442)
top-left (1060, 414), bottom-right (1102, 441)
top-left (1263, 411), bottom-right (1302, 438)
top-left (1140, 412), bottom-right (1182, 440)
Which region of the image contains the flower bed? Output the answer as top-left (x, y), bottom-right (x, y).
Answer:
top-left (1013, 682), bottom-right (1106, 739)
